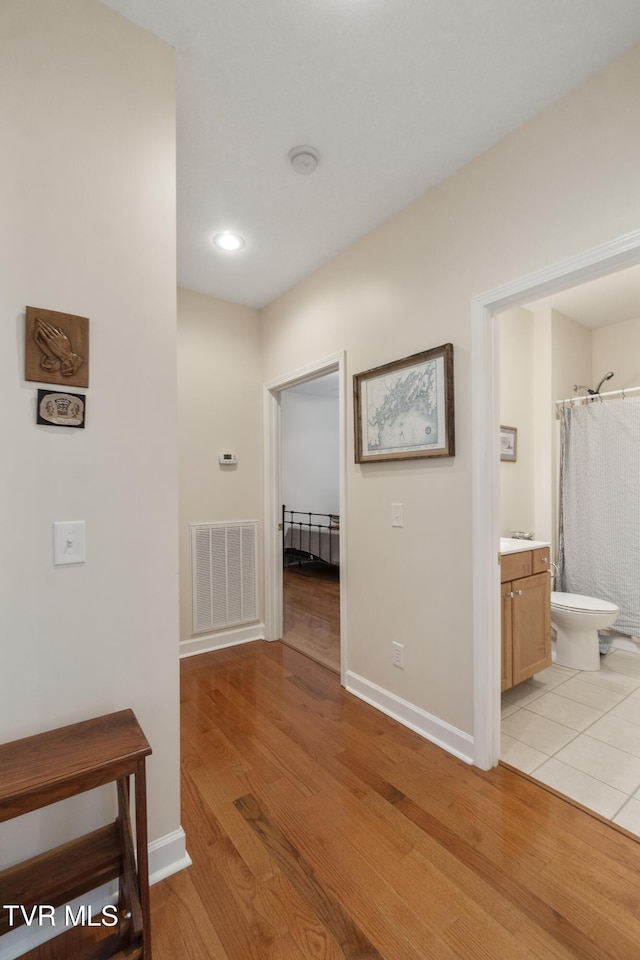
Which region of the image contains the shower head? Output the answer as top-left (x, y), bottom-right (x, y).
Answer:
top-left (591, 371), bottom-right (614, 395)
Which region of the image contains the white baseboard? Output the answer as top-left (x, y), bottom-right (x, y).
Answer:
top-left (346, 671), bottom-right (474, 765)
top-left (180, 622), bottom-right (265, 658)
top-left (0, 827), bottom-right (191, 960)
top-left (148, 825), bottom-right (192, 884)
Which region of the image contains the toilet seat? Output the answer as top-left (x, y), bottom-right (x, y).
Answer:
top-left (551, 591), bottom-right (618, 615)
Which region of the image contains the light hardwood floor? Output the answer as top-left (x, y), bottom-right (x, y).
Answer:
top-left (282, 562), bottom-right (340, 673)
top-left (24, 642), bottom-right (640, 959)
top-left (150, 642), bottom-right (640, 960)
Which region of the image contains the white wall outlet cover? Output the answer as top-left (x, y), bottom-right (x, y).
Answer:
top-left (53, 520), bottom-right (86, 565)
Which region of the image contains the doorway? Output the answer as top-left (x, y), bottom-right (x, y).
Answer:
top-left (280, 374), bottom-right (341, 672)
top-left (471, 228), bottom-right (640, 772)
top-left (263, 352), bottom-right (347, 683)
top-left (496, 266), bottom-right (640, 834)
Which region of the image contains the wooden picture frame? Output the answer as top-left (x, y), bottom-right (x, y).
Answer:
top-left (353, 343), bottom-right (455, 463)
top-left (500, 425), bottom-right (517, 461)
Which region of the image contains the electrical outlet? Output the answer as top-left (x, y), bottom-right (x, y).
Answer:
top-left (392, 641), bottom-right (404, 668)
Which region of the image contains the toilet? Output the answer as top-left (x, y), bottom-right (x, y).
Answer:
top-left (551, 592), bottom-right (619, 671)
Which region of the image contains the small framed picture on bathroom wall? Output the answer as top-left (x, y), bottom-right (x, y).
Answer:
top-left (500, 425), bottom-right (517, 461)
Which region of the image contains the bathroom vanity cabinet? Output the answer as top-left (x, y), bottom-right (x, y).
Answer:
top-left (500, 544), bottom-right (551, 691)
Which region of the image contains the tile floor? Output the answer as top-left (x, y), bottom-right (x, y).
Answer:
top-left (501, 646), bottom-right (640, 835)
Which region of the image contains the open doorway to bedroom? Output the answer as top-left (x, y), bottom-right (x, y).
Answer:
top-left (263, 350), bottom-right (346, 682)
top-left (280, 373), bottom-right (341, 673)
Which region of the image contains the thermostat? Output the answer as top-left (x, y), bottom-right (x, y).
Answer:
top-left (218, 451), bottom-right (237, 464)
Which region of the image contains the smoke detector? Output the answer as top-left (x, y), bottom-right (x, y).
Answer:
top-left (289, 146), bottom-right (320, 176)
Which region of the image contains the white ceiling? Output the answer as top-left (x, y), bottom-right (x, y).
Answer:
top-left (100, 0), bottom-right (640, 309)
top-left (524, 263), bottom-right (640, 328)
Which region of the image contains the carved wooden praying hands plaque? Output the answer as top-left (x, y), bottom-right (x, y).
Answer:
top-left (25, 306), bottom-right (89, 388)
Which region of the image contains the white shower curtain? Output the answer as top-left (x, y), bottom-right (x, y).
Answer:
top-left (558, 396), bottom-right (640, 636)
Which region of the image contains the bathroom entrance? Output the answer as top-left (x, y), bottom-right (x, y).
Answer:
top-left (470, 227), bottom-right (640, 775)
top-left (495, 263), bottom-right (640, 835)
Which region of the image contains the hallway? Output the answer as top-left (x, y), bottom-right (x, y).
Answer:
top-left (153, 641), bottom-right (640, 960)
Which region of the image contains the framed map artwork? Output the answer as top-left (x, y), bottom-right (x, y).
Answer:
top-left (353, 343), bottom-right (455, 463)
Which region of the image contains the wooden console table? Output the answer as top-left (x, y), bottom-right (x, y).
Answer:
top-left (0, 709), bottom-right (152, 959)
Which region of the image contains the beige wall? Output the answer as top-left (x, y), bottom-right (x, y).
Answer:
top-left (499, 308), bottom-right (536, 538)
top-left (593, 316), bottom-right (640, 389)
top-left (260, 43), bottom-right (640, 737)
top-left (552, 309), bottom-right (593, 405)
top-left (550, 308), bottom-right (593, 555)
top-left (177, 288), bottom-right (263, 645)
top-left (498, 307), bottom-right (593, 555)
top-left (0, 0), bottom-right (180, 865)
top-left (531, 309), bottom-right (553, 545)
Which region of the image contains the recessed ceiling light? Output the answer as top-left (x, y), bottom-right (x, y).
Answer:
top-left (212, 231), bottom-right (245, 252)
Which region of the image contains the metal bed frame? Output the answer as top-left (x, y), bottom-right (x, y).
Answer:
top-left (282, 505), bottom-right (340, 567)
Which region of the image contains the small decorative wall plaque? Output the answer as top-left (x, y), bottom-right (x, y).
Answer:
top-left (25, 306), bottom-right (89, 388)
top-left (37, 389), bottom-right (86, 428)
top-left (500, 425), bottom-right (517, 461)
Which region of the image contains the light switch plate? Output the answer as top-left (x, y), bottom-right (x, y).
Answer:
top-left (53, 521), bottom-right (86, 565)
top-left (391, 503), bottom-right (404, 527)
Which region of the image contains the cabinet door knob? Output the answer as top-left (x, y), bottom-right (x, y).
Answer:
top-left (516, 589), bottom-right (523, 596)
top-left (507, 591), bottom-right (515, 598)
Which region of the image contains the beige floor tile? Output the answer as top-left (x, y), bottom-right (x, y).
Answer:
top-left (586, 713), bottom-right (640, 759)
top-left (500, 733), bottom-right (547, 774)
top-left (525, 691), bottom-right (603, 731)
top-left (550, 675), bottom-right (627, 712)
top-left (501, 700), bottom-right (519, 719)
top-left (501, 680), bottom-right (551, 708)
top-left (501, 653), bottom-right (640, 830)
top-left (533, 757), bottom-right (628, 819)
top-left (612, 797), bottom-right (640, 835)
top-left (602, 650), bottom-right (640, 679)
top-left (531, 664), bottom-right (578, 687)
top-left (501, 709), bottom-right (577, 755)
top-left (555, 735), bottom-right (640, 794)
top-left (610, 696), bottom-right (640, 726)
top-left (575, 669), bottom-right (640, 696)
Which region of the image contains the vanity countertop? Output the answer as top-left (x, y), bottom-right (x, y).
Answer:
top-left (500, 537), bottom-right (551, 555)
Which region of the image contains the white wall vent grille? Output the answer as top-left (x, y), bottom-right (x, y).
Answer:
top-left (191, 521), bottom-right (258, 634)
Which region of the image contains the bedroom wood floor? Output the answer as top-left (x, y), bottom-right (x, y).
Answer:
top-left (282, 562), bottom-right (340, 673)
top-left (25, 642), bottom-right (640, 959)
